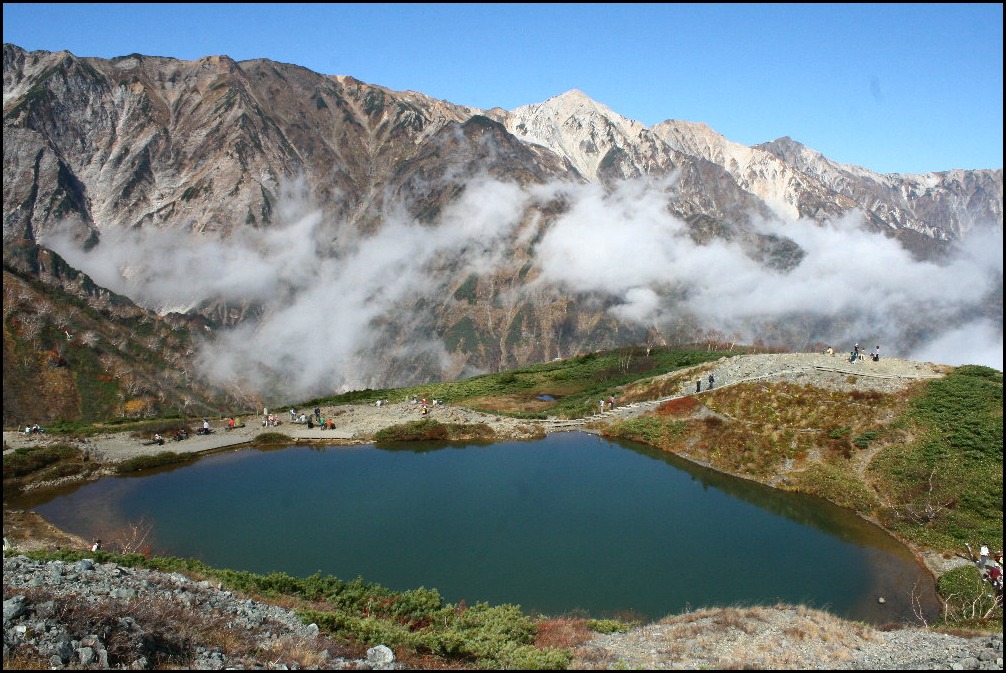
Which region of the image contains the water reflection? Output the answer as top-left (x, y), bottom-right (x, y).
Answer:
top-left (10, 432), bottom-right (940, 624)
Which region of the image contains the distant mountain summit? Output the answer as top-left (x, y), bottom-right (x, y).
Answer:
top-left (2, 43), bottom-right (1002, 419)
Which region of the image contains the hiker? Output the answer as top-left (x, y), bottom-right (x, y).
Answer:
top-left (872, 345), bottom-right (880, 362)
top-left (599, 399), bottom-right (605, 413)
top-left (91, 539), bottom-right (101, 552)
top-left (290, 408), bottom-right (297, 421)
top-left (980, 543), bottom-right (990, 568)
top-left (314, 406), bottom-right (321, 422)
top-left (708, 374), bottom-right (715, 389)
top-left (696, 379), bottom-right (701, 393)
top-left (988, 565), bottom-right (1003, 592)
top-left (198, 419), bottom-right (211, 435)
top-left (154, 433), bottom-right (164, 446)
top-left (609, 395), bottom-right (615, 409)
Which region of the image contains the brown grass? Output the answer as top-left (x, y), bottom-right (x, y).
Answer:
top-left (534, 617), bottom-right (596, 650)
top-left (655, 396), bottom-right (700, 416)
top-left (4, 582), bottom-right (352, 670)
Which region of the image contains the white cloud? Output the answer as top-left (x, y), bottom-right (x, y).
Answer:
top-left (41, 174), bottom-right (1004, 402)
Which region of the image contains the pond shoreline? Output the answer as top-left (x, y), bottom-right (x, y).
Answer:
top-left (2, 353), bottom-right (974, 586)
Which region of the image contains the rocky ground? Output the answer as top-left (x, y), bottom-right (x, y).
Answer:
top-left (4, 353), bottom-right (1001, 670)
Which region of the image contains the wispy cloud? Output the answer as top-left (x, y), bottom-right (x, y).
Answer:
top-left (41, 174), bottom-right (1003, 401)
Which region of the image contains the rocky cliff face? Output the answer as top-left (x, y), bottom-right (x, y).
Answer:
top-left (2, 43), bottom-right (1002, 417)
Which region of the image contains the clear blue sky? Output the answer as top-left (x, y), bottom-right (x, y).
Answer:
top-left (3, 3), bottom-right (1003, 174)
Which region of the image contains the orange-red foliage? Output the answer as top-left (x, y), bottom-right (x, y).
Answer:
top-left (655, 396), bottom-right (700, 416)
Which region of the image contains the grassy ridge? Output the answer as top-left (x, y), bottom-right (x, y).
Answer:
top-left (605, 366), bottom-right (1002, 557)
top-left (306, 345), bottom-right (739, 419)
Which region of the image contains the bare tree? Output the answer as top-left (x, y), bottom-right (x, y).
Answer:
top-left (104, 517), bottom-right (156, 556)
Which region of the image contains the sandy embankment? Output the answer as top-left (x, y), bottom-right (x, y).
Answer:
top-left (3, 400), bottom-right (544, 465)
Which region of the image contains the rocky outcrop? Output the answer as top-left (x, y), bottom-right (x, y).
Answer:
top-left (2, 554), bottom-right (398, 670)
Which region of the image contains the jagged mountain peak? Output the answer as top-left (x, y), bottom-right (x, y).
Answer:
top-left (500, 88), bottom-right (647, 180)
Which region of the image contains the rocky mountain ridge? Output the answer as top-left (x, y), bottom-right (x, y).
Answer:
top-left (2, 43), bottom-right (1002, 418)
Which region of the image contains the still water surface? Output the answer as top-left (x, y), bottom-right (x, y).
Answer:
top-left (14, 432), bottom-right (940, 623)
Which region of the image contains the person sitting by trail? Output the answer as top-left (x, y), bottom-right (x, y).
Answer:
top-left (154, 433), bottom-right (164, 446)
top-left (198, 419), bottom-right (211, 435)
top-left (307, 416), bottom-right (314, 429)
top-left (824, 346), bottom-right (834, 355)
top-left (987, 565), bottom-right (1003, 592)
top-left (91, 539), bottom-right (102, 552)
top-left (326, 418), bottom-right (336, 429)
top-left (228, 417), bottom-right (236, 429)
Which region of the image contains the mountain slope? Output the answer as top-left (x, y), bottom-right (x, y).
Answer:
top-left (2, 43), bottom-right (1002, 418)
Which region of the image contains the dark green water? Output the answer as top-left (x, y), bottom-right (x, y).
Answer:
top-left (12, 432), bottom-right (941, 623)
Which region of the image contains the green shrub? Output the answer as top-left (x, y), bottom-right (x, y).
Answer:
top-left (587, 618), bottom-right (631, 634)
top-left (828, 426), bottom-right (850, 439)
top-left (374, 419), bottom-right (450, 442)
top-left (606, 417), bottom-right (685, 447)
top-left (936, 564), bottom-right (1003, 629)
top-left (786, 463), bottom-right (879, 513)
top-left (3, 444), bottom-right (81, 478)
top-left (853, 429), bottom-right (879, 449)
top-left (114, 451), bottom-right (196, 474)
top-left (252, 431), bottom-right (293, 445)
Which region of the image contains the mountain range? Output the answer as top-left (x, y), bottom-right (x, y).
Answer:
top-left (2, 43), bottom-right (1002, 423)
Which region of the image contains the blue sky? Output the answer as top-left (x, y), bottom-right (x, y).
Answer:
top-left (3, 3), bottom-right (1002, 175)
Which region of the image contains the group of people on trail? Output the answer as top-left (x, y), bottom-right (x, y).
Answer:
top-left (597, 396), bottom-right (618, 413)
top-left (694, 374), bottom-right (715, 393)
top-left (848, 343), bottom-right (881, 363)
top-left (22, 423), bottom-right (44, 435)
top-left (307, 416), bottom-right (337, 430)
top-left (978, 543), bottom-right (1003, 593)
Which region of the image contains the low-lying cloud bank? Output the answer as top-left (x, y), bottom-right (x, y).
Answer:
top-left (42, 175), bottom-right (1003, 400)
